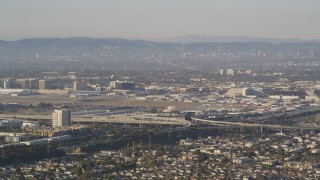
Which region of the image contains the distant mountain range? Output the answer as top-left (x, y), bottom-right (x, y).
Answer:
top-left (151, 35), bottom-right (320, 44)
top-left (0, 37), bottom-right (319, 61)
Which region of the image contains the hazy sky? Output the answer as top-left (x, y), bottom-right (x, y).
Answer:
top-left (1, 0), bottom-right (320, 40)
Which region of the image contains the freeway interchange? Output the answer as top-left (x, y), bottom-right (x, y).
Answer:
top-left (1, 106), bottom-right (320, 130)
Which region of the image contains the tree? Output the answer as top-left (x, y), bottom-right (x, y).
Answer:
top-left (148, 108), bottom-right (158, 113)
top-left (221, 157), bottom-right (229, 164)
top-left (192, 149), bottom-right (201, 155)
top-left (74, 167), bottom-right (83, 177)
top-left (29, 168), bottom-right (35, 174)
top-left (38, 102), bottom-right (52, 109)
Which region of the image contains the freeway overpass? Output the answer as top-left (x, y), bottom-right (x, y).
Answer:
top-left (192, 118), bottom-right (320, 130)
top-left (2, 113), bottom-right (319, 130)
top-left (73, 115), bottom-right (191, 127)
top-left (0, 114), bottom-right (51, 120)
top-left (0, 114), bottom-right (191, 127)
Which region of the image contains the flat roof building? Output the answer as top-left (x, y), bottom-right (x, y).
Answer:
top-left (73, 81), bottom-right (88, 91)
top-left (52, 109), bottom-right (71, 128)
top-left (110, 80), bottom-right (135, 90)
top-left (38, 79), bottom-right (52, 90)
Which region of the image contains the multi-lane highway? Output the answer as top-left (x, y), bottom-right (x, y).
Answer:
top-left (1, 107), bottom-right (320, 130)
top-left (0, 114), bottom-right (191, 127)
top-left (192, 118), bottom-right (320, 130)
top-left (72, 115), bottom-right (191, 127)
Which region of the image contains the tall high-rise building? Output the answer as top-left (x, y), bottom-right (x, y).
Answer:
top-left (52, 109), bottom-right (71, 128)
top-left (16, 79), bottom-right (29, 89)
top-left (73, 81), bottom-right (88, 90)
top-left (28, 79), bottom-right (39, 89)
top-left (38, 80), bottom-right (52, 89)
top-left (3, 79), bottom-right (13, 89)
top-left (15, 79), bottom-right (39, 89)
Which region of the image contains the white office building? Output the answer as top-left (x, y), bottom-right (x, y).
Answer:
top-left (52, 109), bottom-right (71, 128)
